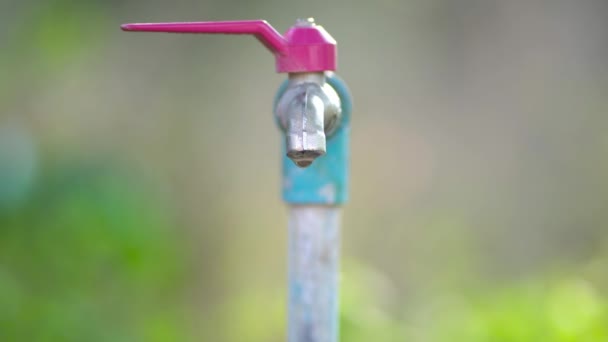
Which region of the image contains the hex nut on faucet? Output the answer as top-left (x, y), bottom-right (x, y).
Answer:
top-left (275, 72), bottom-right (342, 167)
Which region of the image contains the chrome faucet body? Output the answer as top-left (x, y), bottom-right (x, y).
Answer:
top-left (275, 72), bottom-right (342, 167)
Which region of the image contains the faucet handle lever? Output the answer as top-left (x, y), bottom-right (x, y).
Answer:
top-left (121, 18), bottom-right (337, 73)
top-left (121, 20), bottom-right (288, 55)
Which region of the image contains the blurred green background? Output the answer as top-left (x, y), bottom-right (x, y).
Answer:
top-left (2, 0), bottom-right (608, 341)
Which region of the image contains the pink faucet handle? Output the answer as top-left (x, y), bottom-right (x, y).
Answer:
top-left (121, 20), bottom-right (288, 55)
top-left (121, 18), bottom-right (337, 73)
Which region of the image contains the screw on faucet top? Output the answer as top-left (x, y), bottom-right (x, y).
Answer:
top-left (296, 18), bottom-right (316, 27)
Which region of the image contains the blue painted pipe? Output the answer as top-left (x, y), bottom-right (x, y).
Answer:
top-left (275, 74), bottom-right (353, 206)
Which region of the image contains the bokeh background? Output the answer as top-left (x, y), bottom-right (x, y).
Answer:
top-left (2, 0), bottom-right (608, 341)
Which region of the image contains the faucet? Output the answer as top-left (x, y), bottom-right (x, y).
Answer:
top-left (121, 18), bottom-right (344, 168)
top-left (276, 72), bottom-right (342, 167)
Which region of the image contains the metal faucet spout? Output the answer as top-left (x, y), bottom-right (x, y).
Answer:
top-left (285, 88), bottom-right (326, 167)
top-left (276, 73), bottom-right (342, 168)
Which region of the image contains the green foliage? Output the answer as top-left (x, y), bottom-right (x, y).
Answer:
top-left (338, 264), bottom-right (608, 342)
top-left (213, 288), bottom-right (286, 342)
top-left (340, 263), bottom-right (407, 342)
top-left (0, 161), bottom-right (190, 341)
top-left (1, 0), bottom-right (108, 103)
